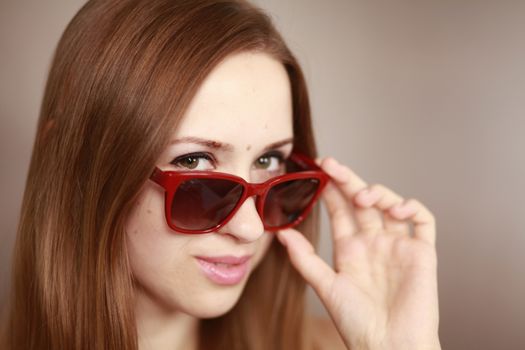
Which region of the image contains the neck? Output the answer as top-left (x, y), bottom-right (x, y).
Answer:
top-left (135, 286), bottom-right (199, 350)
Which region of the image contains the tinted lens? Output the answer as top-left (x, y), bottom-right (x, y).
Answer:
top-left (171, 178), bottom-right (244, 231)
top-left (263, 178), bottom-right (320, 228)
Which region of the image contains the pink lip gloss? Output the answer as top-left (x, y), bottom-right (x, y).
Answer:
top-left (195, 256), bottom-right (251, 285)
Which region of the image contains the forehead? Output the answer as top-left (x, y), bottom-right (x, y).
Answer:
top-left (173, 51), bottom-right (293, 149)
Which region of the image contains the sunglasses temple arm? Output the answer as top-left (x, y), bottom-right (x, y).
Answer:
top-left (291, 153), bottom-right (323, 171)
top-left (150, 167), bottom-right (166, 186)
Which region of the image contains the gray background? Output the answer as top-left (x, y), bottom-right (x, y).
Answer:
top-left (1, 1), bottom-right (524, 349)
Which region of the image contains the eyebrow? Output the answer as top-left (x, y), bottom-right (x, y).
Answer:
top-left (263, 137), bottom-right (294, 151)
top-left (170, 136), bottom-right (294, 152)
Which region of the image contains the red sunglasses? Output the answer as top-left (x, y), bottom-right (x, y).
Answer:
top-left (149, 152), bottom-right (329, 234)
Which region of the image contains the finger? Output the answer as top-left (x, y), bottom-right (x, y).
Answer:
top-left (351, 188), bottom-right (385, 231)
top-left (320, 158), bottom-right (383, 232)
top-left (276, 228), bottom-right (336, 300)
top-left (316, 157), bottom-right (358, 239)
top-left (319, 157), bottom-right (367, 198)
top-left (321, 181), bottom-right (359, 240)
top-left (384, 211), bottom-right (409, 234)
top-left (389, 198), bottom-right (436, 245)
top-left (355, 184), bottom-right (409, 235)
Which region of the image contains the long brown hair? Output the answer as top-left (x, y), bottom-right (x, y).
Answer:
top-left (1, 0), bottom-right (320, 349)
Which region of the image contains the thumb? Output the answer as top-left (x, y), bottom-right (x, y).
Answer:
top-left (276, 228), bottom-right (335, 300)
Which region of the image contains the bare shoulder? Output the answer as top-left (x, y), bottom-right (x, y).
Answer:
top-left (308, 315), bottom-right (347, 350)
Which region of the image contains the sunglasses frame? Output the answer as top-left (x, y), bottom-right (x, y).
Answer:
top-left (149, 152), bottom-right (329, 234)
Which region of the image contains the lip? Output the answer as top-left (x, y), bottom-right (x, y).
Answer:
top-left (195, 255), bottom-right (252, 264)
top-left (195, 255), bottom-right (252, 285)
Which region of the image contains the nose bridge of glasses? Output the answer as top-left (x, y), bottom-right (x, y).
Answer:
top-left (244, 182), bottom-right (267, 197)
top-left (239, 182), bottom-right (267, 219)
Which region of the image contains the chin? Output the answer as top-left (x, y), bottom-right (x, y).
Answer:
top-left (181, 285), bottom-right (246, 319)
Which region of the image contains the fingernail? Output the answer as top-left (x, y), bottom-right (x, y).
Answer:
top-left (357, 189), bottom-right (380, 206)
top-left (364, 188), bottom-right (380, 199)
top-left (391, 203), bottom-right (416, 215)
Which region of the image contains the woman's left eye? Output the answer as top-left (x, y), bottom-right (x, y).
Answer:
top-left (253, 152), bottom-right (284, 172)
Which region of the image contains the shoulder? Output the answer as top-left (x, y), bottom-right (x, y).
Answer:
top-left (308, 315), bottom-right (347, 350)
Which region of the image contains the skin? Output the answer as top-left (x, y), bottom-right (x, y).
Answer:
top-left (125, 51), bottom-right (293, 349)
top-left (126, 51), bottom-right (441, 350)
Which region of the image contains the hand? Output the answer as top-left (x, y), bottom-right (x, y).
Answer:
top-left (276, 157), bottom-right (441, 350)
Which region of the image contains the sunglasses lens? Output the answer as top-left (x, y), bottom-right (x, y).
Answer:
top-left (263, 178), bottom-right (320, 228)
top-left (171, 178), bottom-right (244, 231)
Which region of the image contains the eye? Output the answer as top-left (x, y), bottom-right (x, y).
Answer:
top-left (170, 152), bottom-right (214, 171)
top-left (253, 151), bottom-right (285, 172)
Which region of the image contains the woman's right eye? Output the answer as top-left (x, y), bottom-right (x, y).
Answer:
top-left (170, 153), bottom-right (215, 171)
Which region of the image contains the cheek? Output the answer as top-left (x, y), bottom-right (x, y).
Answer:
top-left (125, 183), bottom-right (177, 259)
top-left (251, 232), bottom-right (275, 269)
top-left (125, 186), bottom-right (193, 306)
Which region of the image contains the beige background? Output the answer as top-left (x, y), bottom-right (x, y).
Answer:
top-left (1, 0), bottom-right (524, 349)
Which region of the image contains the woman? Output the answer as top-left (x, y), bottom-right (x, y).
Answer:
top-left (1, 0), bottom-right (440, 349)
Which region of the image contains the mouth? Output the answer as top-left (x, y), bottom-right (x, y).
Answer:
top-left (194, 255), bottom-right (253, 286)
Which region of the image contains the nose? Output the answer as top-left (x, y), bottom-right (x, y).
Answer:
top-left (216, 195), bottom-right (265, 243)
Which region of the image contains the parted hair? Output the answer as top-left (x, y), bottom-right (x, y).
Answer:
top-left (0, 1), bottom-right (321, 349)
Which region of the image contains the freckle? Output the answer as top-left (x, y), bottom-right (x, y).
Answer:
top-left (147, 209), bottom-right (152, 214)
top-left (264, 123), bottom-right (268, 129)
top-left (246, 144), bottom-right (252, 151)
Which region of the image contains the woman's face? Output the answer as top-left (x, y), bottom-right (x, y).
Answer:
top-left (126, 51), bottom-right (293, 318)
